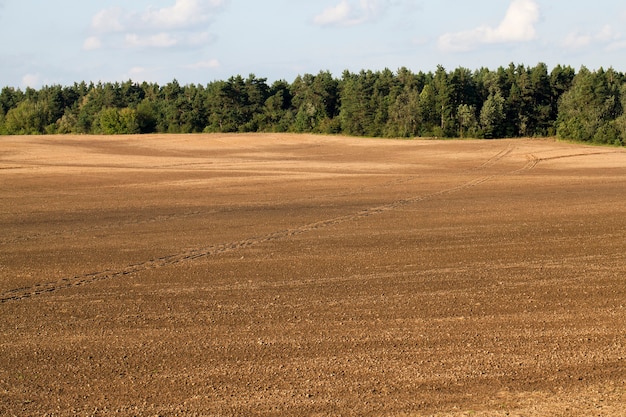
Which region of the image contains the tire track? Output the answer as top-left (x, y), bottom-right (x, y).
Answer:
top-left (511, 154), bottom-right (540, 174)
top-left (0, 174), bottom-right (417, 246)
top-left (472, 143), bottom-right (515, 170)
top-left (0, 166), bottom-right (28, 170)
top-left (0, 210), bottom-right (206, 245)
top-left (511, 150), bottom-right (624, 174)
top-left (0, 145), bottom-right (518, 304)
top-left (536, 150), bottom-right (622, 162)
top-left (2, 143), bottom-right (520, 246)
top-left (0, 174), bottom-right (499, 304)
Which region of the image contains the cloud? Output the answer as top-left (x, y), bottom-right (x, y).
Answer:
top-left (86, 0), bottom-right (228, 50)
top-left (313, 0), bottom-right (395, 27)
top-left (22, 74), bottom-right (40, 88)
top-left (125, 33), bottom-right (178, 48)
top-left (563, 25), bottom-right (622, 50)
top-left (438, 0), bottom-right (539, 52)
top-left (91, 7), bottom-right (125, 33)
top-left (187, 31), bottom-right (218, 46)
top-left (141, 0), bottom-right (227, 29)
top-left (606, 41), bottom-right (626, 52)
top-left (314, 1), bottom-right (352, 26)
top-left (121, 32), bottom-right (217, 49)
top-left (186, 59), bottom-right (221, 70)
top-left (83, 36), bottom-right (102, 51)
top-left (129, 67), bottom-right (147, 76)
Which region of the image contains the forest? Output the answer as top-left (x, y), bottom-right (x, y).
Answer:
top-left (1, 63), bottom-right (626, 145)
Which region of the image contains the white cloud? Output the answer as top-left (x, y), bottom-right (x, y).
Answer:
top-left (86, 0), bottom-right (227, 50)
top-left (187, 31), bottom-right (217, 46)
top-left (597, 25), bottom-right (620, 42)
top-left (314, 1), bottom-right (352, 26)
top-left (21, 74), bottom-right (40, 88)
top-left (129, 67), bottom-right (147, 76)
top-left (92, 7), bottom-right (125, 32)
top-left (313, 0), bottom-right (393, 27)
top-left (125, 33), bottom-right (179, 48)
top-left (83, 36), bottom-right (102, 51)
top-left (606, 41), bottom-right (626, 52)
top-left (563, 33), bottom-right (592, 49)
top-left (142, 0), bottom-right (227, 29)
top-left (186, 59), bottom-right (221, 70)
top-left (438, 0), bottom-right (539, 52)
top-left (563, 25), bottom-right (621, 50)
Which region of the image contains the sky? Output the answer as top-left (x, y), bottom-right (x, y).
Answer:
top-left (2, 0), bottom-right (626, 88)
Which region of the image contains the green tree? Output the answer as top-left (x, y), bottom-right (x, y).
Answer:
top-left (528, 63), bottom-right (553, 135)
top-left (612, 83), bottom-right (626, 145)
top-left (339, 70), bottom-right (376, 136)
top-left (368, 68), bottom-right (397, 136)
top-left (242, 74), bottom-right (270, 131)
top-left (95, 108), bottom-right (123, 134)
top-left (55, 109), bottom-right (78, 134)
top-left (557, 67), bottom-right (622, 143)
top-left (119, 108), bottom-right (139, 134)
top-left (433, 65), bottom-right (455, 136)
top-left (136, 99), bottom-right (158, 133)
top-left (205, 75), bottom-right (269, 132)
top-left (0, 112), bottom-right (6, 135)
top-left (0, 63), bottom-right (623, 144)
top-left (448, 67), bottom-right (480, 137)
top-left (385, 84), bottom-right (420, 137)
top-left (0, 87), bottom-right (23, 116)
top-left (290, 71), bottom-right (339, 133)
top-left (120, 80), bottom-right (145, 108)
top-left (4, 100), bottom-right (49, 134)
top-left (291, 73), bottom-right (321, 132)
top-left (417, 83), bottom-right (438, 135)
top-left (261, 80), bottom-right (293, 132)
top-left (95, 107), bottom-right (139, 134)
top-left (480, 91), bottom-right (505, 138)
top-left (457, 104), bottom-right (479, 138)
top-left (550, 65), bottom-right (575, 121)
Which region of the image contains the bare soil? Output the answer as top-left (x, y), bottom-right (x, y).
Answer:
top-left (1, 133), bottom-right (626, 416)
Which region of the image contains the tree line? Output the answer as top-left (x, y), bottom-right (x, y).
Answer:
top-left (1, 63), bottom-right (626, 145)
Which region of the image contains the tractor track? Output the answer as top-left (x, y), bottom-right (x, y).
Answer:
top-left (0, 144), bottom-right (554, 304)
top-left (0, 174), bottom-right (491, 304)
top-left (511, 149), bottom-right (624, 174)
top-left (472, 143), bottom-right (515, 170)
top-left (1, 142), bottom-right (527, 247)
top-left (0, 210), bottom-right (207, 245)
top-left (0, 175), bottom-right (419, 246)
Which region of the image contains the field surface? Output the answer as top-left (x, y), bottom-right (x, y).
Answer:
top-left (1, 133), bottom-right (626, 416)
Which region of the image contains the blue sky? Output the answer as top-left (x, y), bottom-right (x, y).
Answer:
top-left (1, 0), bottom-right (626, 88)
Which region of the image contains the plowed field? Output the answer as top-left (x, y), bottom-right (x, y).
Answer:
top-left (1, 134), bottom-right (626, 416)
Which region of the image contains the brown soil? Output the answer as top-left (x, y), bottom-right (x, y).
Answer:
top-left (1, 133), bottom-right (625, 416)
